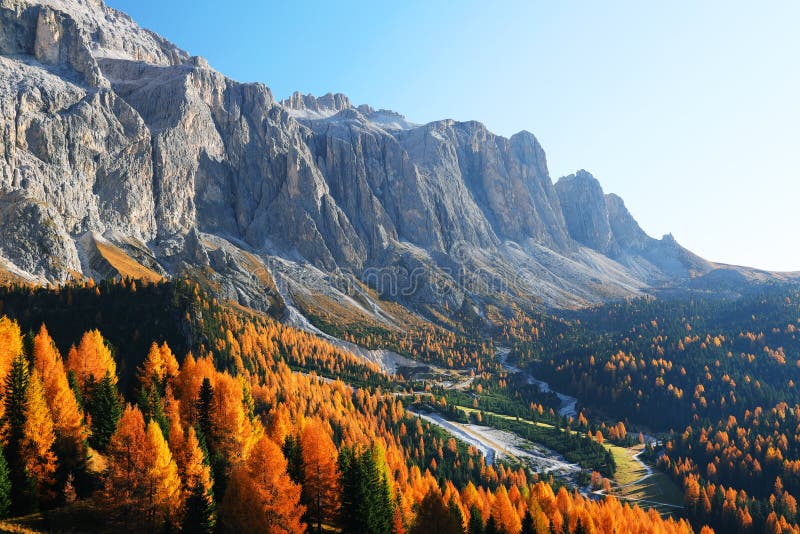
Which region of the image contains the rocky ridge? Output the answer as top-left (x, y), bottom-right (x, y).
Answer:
top-left (0, 0), bottom-right (787, 327)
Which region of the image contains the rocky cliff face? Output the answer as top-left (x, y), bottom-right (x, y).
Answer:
top-left (0, 0), bottom-right (751, 322)
top-left (556, 170), bottom-right (616, 254)
top-left (555, 170), bottom-right (713, 281)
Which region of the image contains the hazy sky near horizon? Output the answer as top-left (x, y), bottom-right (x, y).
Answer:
top-left (107, 0), bottom-right (800, 272)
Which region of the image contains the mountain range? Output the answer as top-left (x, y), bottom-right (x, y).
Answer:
top-left (0, 0), bottom-right (793, 331)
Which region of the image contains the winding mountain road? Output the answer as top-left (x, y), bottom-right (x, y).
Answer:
top-left (496, 347), bottom-right (578, 417)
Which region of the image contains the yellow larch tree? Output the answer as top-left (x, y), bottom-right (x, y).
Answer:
top-left (145, 419), bottom-right (183, 529)
top-left (104, 405), bottom-right (181, 531)
top-left (0, 316), bottom-right (23, 433)
top-left (168, 415), bottom-right (215, 532)
top-left (22, 372), bottom-right (58, 500)
top-left (169, 418), bottom-right (213, 508)
top-left (209, 373), bottom-right (255, 465)
top-left (266, 403), bottom-right (293, 445)
top-left (67, 330), bottom-right (117, 387)
top-left (159, 343), bottom-right (180, 386)
top-left (180, 426), bottom-right (212, 498)
top-left (0, 316), bottom-right (22, 382)
top-left (139, 342), bottom-right (165, 386)
top-left (138, 342), bottom-right (180, 388)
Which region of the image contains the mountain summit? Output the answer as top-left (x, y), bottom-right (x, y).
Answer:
top-left (0, 0), bottom-right (783, 326)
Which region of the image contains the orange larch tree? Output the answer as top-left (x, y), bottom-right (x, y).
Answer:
top-left (173, 353), bottom-right (216, 426)
top-left (103, 405), bottom-right (179, 530)
top-left (102, 405), bottom-right (151, 524)
top-left (21, 372), bottom-right (58, 501)
top-left (491, 485), bottom-right (521, 534)
top-left (32, 325), bottom-right (87, 455)
top-left (301, 418), bottom-right (341, 532)
top-left (67, 330), bottom-right (117, 387)
top-left (219, 435), bottom-right (305, 534)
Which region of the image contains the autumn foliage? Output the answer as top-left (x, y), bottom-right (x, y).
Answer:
top-left (32, 325), bottom-right (87, 453)
top-left (67, 329), bottom-right (117, 387)
top-left (220, 435), bottom-right (304, 534)
top-left (0, 283), bottom-right (702, 533)
top-left (300, 418), bottom-right (340, 531)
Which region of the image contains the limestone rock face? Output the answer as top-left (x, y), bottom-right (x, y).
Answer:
top-left (0, 54), bottom-right (156, 241)
top-left (605, 193), bottom-right (650, 251)
top-left (556, 170), bottom-right (615, 254)
top-left (283, 91), bottom-right (352, 118)
top-left (0, 0), bottom-right (745, 316)
top-left (555, 170), bottom-right (713, 282)
top-left (0, 190), bottom-right (80, 279)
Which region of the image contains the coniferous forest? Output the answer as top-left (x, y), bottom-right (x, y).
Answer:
top-left (0, 278), bottom-right (716, 533)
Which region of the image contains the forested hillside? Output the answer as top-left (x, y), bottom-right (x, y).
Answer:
top-left (506, 284), bottom-right (800, 533)
top-left (0, 280), bottom-right (696, 533)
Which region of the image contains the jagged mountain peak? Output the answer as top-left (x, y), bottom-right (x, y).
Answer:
top-left (281, 91), bottom-right (417, 130)
top-left (509, 129), bottom-right (540, 144)
top-left (555, 170), bottom-right (614, 253)
top-left (556, 168), bottom-right (598, 186)
top-left (0, 0), bottom-right (780, 320)
top-left (282, 91), bottom-right (352, 118)
top-left (8, 0), bottom-right (190, 67)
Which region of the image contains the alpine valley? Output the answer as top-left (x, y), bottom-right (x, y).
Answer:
top-left (0, 1), bottom-right (797, 533)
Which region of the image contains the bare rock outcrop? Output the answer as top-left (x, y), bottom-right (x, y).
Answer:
top-left (0, 190), bottom-right (80, 279)
top-left (0, 0), bottom-right (750, 317)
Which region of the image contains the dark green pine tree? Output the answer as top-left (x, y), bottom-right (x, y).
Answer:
top-left (281, 434), bottom-right (304, 485)
top-left (137, 382), bottom-right (168, 438)
top-left (85, 372), bottom-right (123, 451)
top-left (66, 370), bottom-right (83, 410)
top-left (372, 467), bottom-right (394, 534)
top-left (448, 497), bottom-right (465, 534)
top-left (467, 505), bottom-right (484, 534)
top-left (3, 355), bottom-right (29, 446)
top-left (339, 446), bottom-right (361, 533)
top-left (338, 446), bottom-right (395, 534)
top-left (520, 510), bottom-right (535, 534)
top-left (3, 354), bottom-right (36, 514)
top-left (409, 490), bottom-right (464, 534)
top-left (182, 481), bottom-right (216, 534)
top-left (195, 379), bottom-right (230, 501)
top-left (241, 381), bottom-right (255, 421)
top-left (483, 515), bottom-right (500, 534)
top-left (196, 378), bottom-right (214, 443)
top-left (0, 446), bottom-right (12, 518)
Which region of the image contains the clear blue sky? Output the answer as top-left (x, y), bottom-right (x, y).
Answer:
top-left (107, 0), bottom-right (800, 272)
